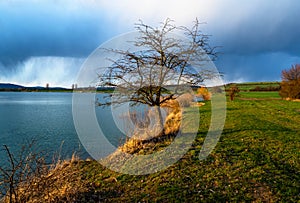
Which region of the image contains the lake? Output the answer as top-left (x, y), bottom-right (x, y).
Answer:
top-left (0, 92), bottom-right (125, 167)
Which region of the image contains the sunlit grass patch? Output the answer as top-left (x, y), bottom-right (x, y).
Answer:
top-left (240, 91), bottom-right (281, 98)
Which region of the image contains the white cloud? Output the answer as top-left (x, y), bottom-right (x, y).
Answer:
top-left (87, 0), bottom-right (265, 28)
top-left (0, 57), bottom-right (84, 88)
top-left (95, 0), bottom-right (217, 27)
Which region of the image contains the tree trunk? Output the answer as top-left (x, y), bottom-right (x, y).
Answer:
top-left (153, 105), bottom-right (164, 136)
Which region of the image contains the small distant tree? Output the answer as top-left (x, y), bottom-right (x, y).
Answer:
top-left (98, 19), bottom-right (219, 134)
top-left (279, 64), bottom-right (300, 99)
top-left (229, 85), bottom-right (240, 101)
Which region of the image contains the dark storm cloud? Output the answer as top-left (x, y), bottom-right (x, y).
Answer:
top-left (0, 2), bottom-right (114, 68)
top-left (209, 0), bottom-right (300, 55)
top-left (206, 0), bottom-right (300, 81)
top-left (215, 52), bottom-right (300, 82)
top-left (219, 16), bottom-right (300, 56)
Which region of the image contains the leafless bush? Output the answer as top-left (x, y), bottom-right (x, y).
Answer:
top-left (0, 141), bottom-right (90, 203)
top-left (0, 140), bottom-right (47, 203)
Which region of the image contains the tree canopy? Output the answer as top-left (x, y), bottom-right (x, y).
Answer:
top-left (98, 19), bottom-right (219, 107)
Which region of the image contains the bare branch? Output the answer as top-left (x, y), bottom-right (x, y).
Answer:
top-left (97, 19), bottom-right (219, 107)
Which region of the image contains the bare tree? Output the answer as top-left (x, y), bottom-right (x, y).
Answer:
top-left (228, 85), bottom-right (240, 101)
top-left (279, 64), bottom-right (300, 99)
top-left (98, 19), bottom-right (219, 134)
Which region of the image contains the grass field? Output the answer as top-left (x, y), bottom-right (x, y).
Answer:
top-left (75, 94), bottom-right (299, 202)
top-left (239, 91), bottom-right (281, 98)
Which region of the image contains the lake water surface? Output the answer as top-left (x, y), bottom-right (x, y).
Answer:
top-left (0, 92), bottom-right (124, 166)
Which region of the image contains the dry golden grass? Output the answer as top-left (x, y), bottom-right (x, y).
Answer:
top-left (112, 93), bottom-right (197, 156)
top-left (2, 154), bottom-right (91, 203)
top-left (196, 87), bottom-right (211, 101)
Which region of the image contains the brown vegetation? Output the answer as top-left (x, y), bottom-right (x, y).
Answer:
top-left (279, 64), bottom-right (300, 99)
top-left (119, 94), bottom-right (193, 155)
top-left (228, 85), bottom-right (240, 101)
top-left (0, 144), bottom-right (92, 203)
top-left (196, 87), bottom-right (211, 101)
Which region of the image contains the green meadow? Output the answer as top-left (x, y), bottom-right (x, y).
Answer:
top-left (73, 91), bottom-right (299, 202)
top-left (239, 91), bottom-right (280, 98)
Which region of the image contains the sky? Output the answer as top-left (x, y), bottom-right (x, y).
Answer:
top-left (0, 0), bottom-right (300, 87)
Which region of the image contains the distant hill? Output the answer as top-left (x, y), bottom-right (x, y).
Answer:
top-left (0, 83), bottom-right (70, 92)
top-left (0, 83), bottom-right (25, 89)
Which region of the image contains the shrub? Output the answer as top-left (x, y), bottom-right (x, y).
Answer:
top-left (197, 87), bottom-right (211, 101)
top-left (228, 85), bottom-right (240, 101)
top-left (279, 64), bottom-right (300, 99)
